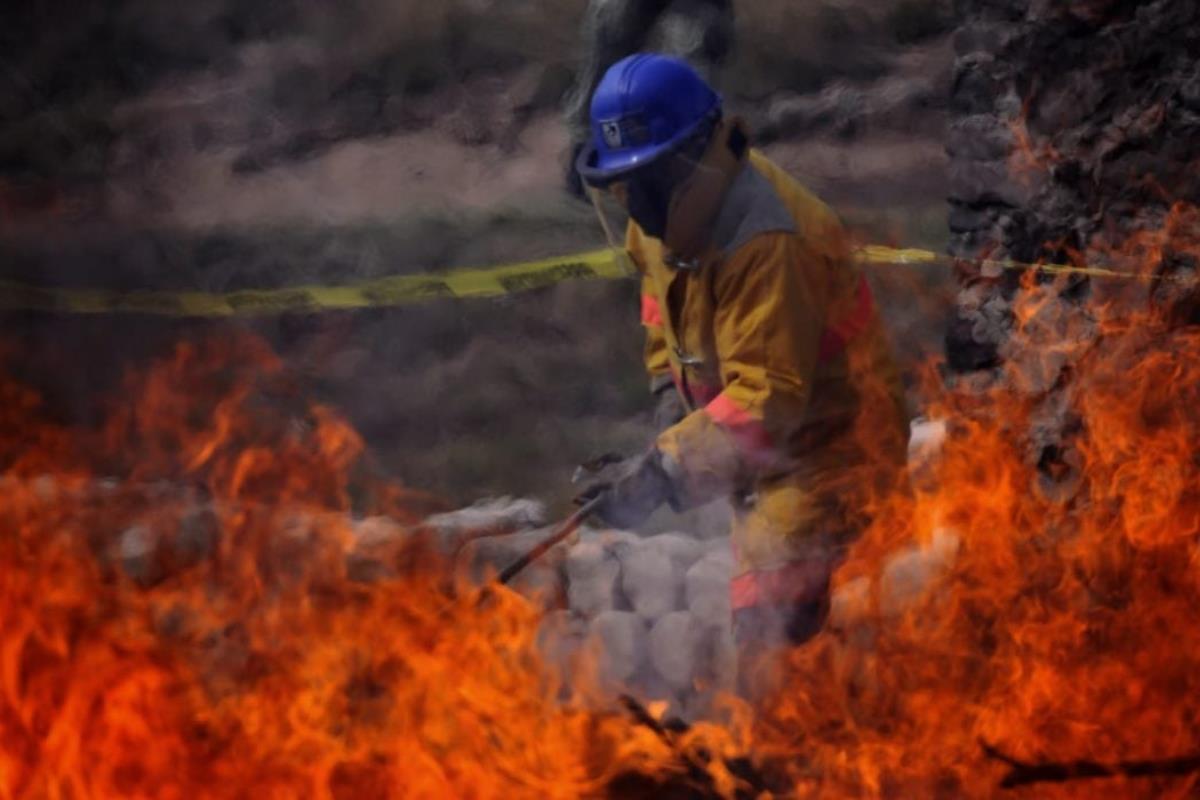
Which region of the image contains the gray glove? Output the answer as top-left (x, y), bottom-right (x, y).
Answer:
top-left (573, 448), bottom-right (676, 530)
top-left (651, 376), bottom-right (688, 432)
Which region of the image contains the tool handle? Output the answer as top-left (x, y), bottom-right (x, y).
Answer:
top-left (497, 497), bottom-right (602, 585)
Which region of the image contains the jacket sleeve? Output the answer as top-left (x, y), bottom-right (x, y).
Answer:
top-left (640, 274), bottom-right (673, 391)
top-left (627, 227), bottom-right (673, 391)
top-left (656, 232), bottom-right (828, 506)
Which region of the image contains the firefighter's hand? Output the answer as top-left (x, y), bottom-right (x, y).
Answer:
top-left (573, 448), bottom-right (674, 530)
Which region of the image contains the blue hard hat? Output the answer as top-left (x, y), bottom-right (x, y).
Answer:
top-left (577, 54), bottom-right (721, 186)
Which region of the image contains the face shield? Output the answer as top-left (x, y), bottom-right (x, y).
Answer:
top-left (576, 128), bottom-right (712, 261)
top-left (583, 182), bottom-right (632, 270)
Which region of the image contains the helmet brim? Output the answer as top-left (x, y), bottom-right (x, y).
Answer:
top-left (575, 140), bottom-right (675, 188)
top-left (576, 111), bottom-right (718, 188)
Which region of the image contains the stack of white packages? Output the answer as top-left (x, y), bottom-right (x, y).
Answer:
top-left (543, 530), bottom-right (736, 722)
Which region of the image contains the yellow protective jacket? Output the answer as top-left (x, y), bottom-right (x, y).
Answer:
top-left (629, 151), bottom-right (908, 610)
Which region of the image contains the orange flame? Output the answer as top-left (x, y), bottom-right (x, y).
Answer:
top-left (742, 203), bottom-right (1200, 795)
top-left (3, 209), bottom-right (1200, 798)
top-left (0, 336), bottom-right (751, 798)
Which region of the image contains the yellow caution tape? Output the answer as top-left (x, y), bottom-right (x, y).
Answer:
top-left (0, 244), bottom-right (1188, 318)
top-left (0, 248), bottom-right (630, 317)
top-left (856, 245), bottom-right (942, 266)
top-left (857, 244), bottom-right (1190, 283)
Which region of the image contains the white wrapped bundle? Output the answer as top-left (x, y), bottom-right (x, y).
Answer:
top-left (619, 539), bottom-right (681, 621)
top-left (879, 528), bottom-right (961, 618)
top-left (566, 540), bottom-right (620, 616)
top-left (828, 575), bottom-right (872, 633)
top-left (685, 549), bottom-right (734, 628)
top-left (537, 610), bottom-right (589, 683)
top-left (647, 611), bottom-right (705, 693)
top-left (587, 611), bottom-right (649, 686)
top-left (644, 533), bottom-right (703, 569)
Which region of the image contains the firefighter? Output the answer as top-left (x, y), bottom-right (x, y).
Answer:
top-left (574, 54), bottom-right (909, 679)
top-left (564, 0), bottom-right (735, 196)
